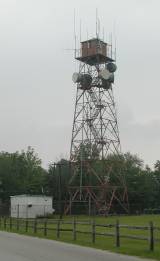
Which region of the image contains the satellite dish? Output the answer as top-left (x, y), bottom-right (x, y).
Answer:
top-left (72, 72), bottom-right (81, 83)
top-left (106, 63), bottom-right (117, 73)
top-left (99, 69), bottom-right (111, 80)
top-left (108, 73), bottom-right (114, 83)
top-left (80, 74), bottom-right (92, 90)
top-left (102, 79), bottom-right (111, 90)
top-left (72, 72), bottom-right (92, 90)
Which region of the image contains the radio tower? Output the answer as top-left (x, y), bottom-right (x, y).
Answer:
top-left (65, 29), bottom-right (128, 215)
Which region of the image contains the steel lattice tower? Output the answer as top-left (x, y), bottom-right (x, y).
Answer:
top-left (65, 38), bottom-right (128, 215)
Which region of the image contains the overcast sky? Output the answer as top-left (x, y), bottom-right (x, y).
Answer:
top-left (0, 0), bottom-right (159, 168)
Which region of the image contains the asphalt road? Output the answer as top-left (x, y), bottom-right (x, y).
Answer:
top-left (0, 231), bottom-right (153, 261)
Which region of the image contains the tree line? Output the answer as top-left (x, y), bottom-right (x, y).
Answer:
top-left (0, 147), bottom-right (160, 214)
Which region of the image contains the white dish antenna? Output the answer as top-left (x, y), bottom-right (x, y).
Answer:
top-left (99, 69), bottom-right (111, 80)
top-left (72, 72), bottom-right (92, 90)
top-left (72, 72), bottom-right (80, 83)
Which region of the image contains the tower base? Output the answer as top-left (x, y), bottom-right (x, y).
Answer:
top-left (64, 160), bottom-right (129, 216)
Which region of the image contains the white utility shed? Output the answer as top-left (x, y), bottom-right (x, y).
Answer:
top-left (10, 195), bottom-right (54, 218)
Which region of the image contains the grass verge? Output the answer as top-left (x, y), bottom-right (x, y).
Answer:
top-left (0, 215), bottom-right (160, 260)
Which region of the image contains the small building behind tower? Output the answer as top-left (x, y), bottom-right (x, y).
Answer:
top-left (10, 195), bottom-right (54, 218)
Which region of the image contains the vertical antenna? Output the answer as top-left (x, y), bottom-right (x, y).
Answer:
top-left (115, 35), bottom-right (117, 62)
top-left (79, 19), bottom-right (82, 58)
top-left (113, 21), bottom-right (117, 61)
top-left (111, 33), bottom-right (113, 59)
top-left (109, 33), bottom-right (112, 58)
top-left (98, 18), bottom-right (101, 39)
top-left (96, 8), bottom-right (98, 38)
top-left (106, 32), bottom-right (108, 44)
top-left (86, 28), bottom-right (89, 40)
top-left (74, 9), bottom-right (76, 58)
top-left (80, 19), bottom-right (82, 43)
top-left (103, 27), bottom-right (104, 41)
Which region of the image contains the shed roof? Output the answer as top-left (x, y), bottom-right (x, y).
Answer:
top-left (81, 38), bottom-right (107, 44)
top-left (10, 194), bottom-right (51, 198)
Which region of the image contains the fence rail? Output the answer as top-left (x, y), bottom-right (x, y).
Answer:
top-left (0, 217), bottom-right (159, 251)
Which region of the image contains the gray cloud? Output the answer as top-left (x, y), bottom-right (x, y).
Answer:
top-left (0, 0), bottom-right (159, 167)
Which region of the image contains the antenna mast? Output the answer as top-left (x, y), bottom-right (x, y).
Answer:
top-left (64, 18), bottom-right (129, 215)
top-left (74, 9), bottom-right (77, 58)
top-left (96, 8), bottom-right (98, 38)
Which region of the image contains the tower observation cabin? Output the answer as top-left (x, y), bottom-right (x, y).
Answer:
top-left (76, 38), bottom-right (114, 66)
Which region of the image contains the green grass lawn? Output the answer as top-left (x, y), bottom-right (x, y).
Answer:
top-left (1, 215), bottom-right (160, 260)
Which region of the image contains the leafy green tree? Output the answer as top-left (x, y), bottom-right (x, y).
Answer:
top-left (46, 159), bottom-right (71, 200)
top-left (0, 147), bottom-right (46, 201)
top-left (152, 160), bottom-right (160, 207)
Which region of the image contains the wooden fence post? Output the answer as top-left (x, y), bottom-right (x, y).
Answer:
top-left (16, 217), bottom-right (19, 231)
top-left (25, 219), bottom-right (28, 232)
top-left (44, 219), bottom-right (47, 236)
top-left (10, 217), bottom-right (12, 230)
top-left (4, 217), bottom-right (6, 229)
top-left (92, 219), bottom-right (96, 243)
top-left (57, 220), bottom-right (60, 238)
top-left (149, 221), bottom-right (154, 251)
top-left (17, 204), bottom-right (19, 219)
top-left (34, 218), bottom-right (37, 234)
top-left (73, 217), bottom-right (76, 241)
top-left (115, 220), bottom-right (120, 247)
